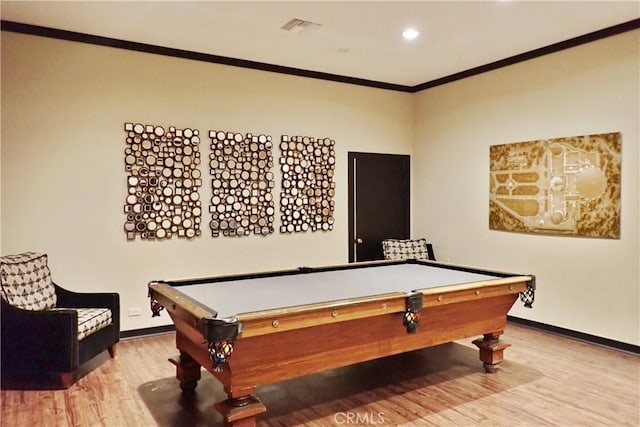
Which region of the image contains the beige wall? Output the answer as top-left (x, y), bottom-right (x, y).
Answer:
top-left (413, 30), bottom-right (639, 345)
top-left (2, 30), bottom-right (638, 345)
top-left (0, 32), bottom-right (413, 331)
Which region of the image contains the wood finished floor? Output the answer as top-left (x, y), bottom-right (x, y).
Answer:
top-left (1, 323), bottom-right (638, 426)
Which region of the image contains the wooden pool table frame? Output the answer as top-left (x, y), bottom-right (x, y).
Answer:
top-left (148, 259), bottom-right (535, 427)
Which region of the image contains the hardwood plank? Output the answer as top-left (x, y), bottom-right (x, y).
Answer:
top-left (1, 324), bottom-right (638, 426)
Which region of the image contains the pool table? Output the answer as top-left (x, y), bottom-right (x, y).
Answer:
top-left (148, 259), bottom-right (535, 426)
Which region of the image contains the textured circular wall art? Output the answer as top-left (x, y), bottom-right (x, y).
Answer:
top-left (279, 135), bottom-right (335, 233)
top-left (209, 130), bottom-right (275, 237)
top-left (123, 122), bottom-right (202, 240)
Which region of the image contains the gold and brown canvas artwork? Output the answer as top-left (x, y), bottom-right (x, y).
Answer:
top-left (489, 132), bottom-right (621, 239)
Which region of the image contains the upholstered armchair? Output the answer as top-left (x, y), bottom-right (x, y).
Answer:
top-left (1, 252), bottom-right (119, 388)
top-left (382, 238), bottom-right (437, 261)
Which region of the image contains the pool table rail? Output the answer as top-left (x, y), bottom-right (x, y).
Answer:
top-left (419, 276), bottom-right (531, 307)
top-left (149, 274), bottom-right (532, 341)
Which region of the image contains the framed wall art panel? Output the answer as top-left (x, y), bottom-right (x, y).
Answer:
top-left (208, 130), bottom-right (275, 237)
top-left (279, 135), bottom-right (336, 233)
top-left (489, 132), bottom-right (621, 239)
top-left (123, 122), bottom-right (202, 240)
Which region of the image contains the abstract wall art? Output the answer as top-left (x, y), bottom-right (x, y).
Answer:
top-left (208, 130), bottom-right (275, 237)
top-left (123, 123), bottom-right (202, 240)
top-left (279, 135), bottom-right (336, 233)
top-left (489, 132), bottom-right (621, 238)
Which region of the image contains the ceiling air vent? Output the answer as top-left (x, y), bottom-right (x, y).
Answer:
top-left (281, 18), bottom-right (321, 34)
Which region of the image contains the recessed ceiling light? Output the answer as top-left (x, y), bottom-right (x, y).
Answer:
top-left (402, 28), bottom-right (419, 41)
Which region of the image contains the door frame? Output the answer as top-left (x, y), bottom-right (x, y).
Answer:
top-left (348, 152), bottom-right (410, 262)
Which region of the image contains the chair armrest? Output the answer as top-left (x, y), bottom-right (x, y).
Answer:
top-left (426, 243), bottom-right (436, 261)
top-left (1, 299), bottom-right (78, 334)
top-left (1, 299), bottom-right (79, 370)
top-left (54, 283), bottom-right (119, 311)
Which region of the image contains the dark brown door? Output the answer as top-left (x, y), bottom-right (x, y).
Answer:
top-left (348, 152), bottom-right (410, 262)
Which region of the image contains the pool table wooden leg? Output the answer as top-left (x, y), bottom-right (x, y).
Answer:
top-left (169, 351), bottom-right (201, 393)
top-left (472, 331), bottom-right (511, 373)
top-left (215, 392), bottom-right (266, 427)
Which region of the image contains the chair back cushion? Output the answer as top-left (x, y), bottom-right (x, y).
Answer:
top-left (0, 252), bottom-right (57, 310)
top-left (382, 238), bottom-right (430, 260)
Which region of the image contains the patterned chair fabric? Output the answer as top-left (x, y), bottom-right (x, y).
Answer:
top-left (382, 238), bottom-right (436, 261)
top-left (0, 252), bottom-right (57, 310)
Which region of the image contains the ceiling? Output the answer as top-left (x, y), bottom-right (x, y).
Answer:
top-left (2, 1), bottom-right (639, 88)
